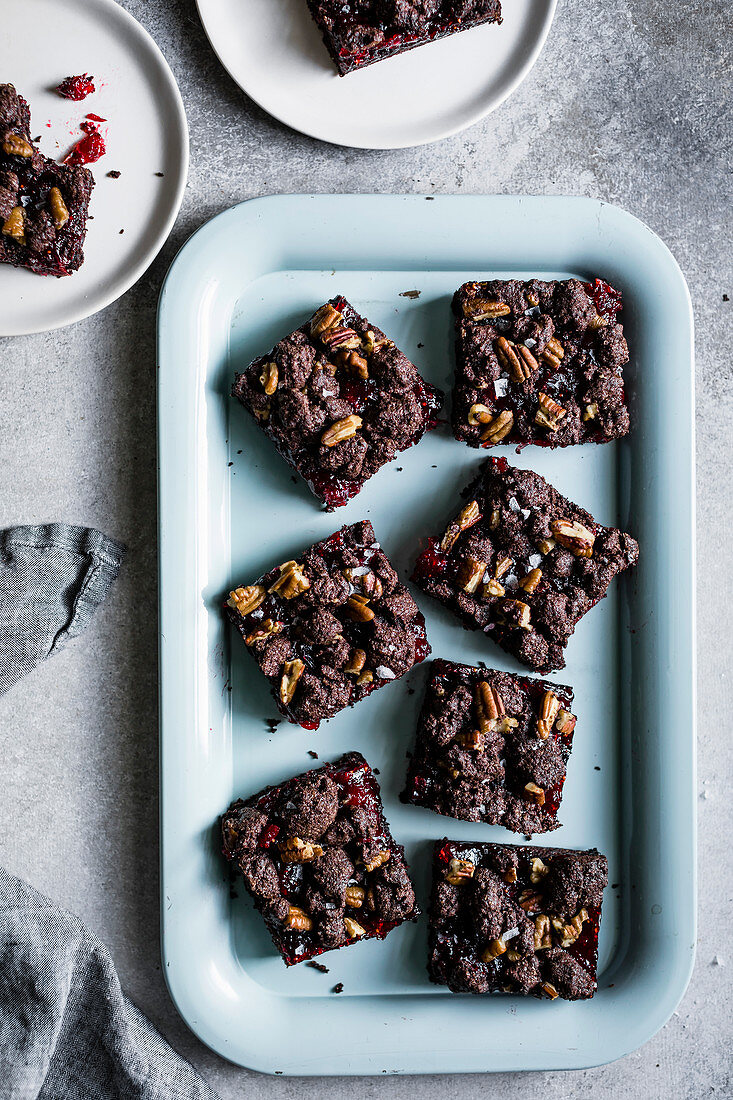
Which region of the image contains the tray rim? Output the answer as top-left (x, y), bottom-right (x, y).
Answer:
top-left (157, 193), bottom-right (696, 1075)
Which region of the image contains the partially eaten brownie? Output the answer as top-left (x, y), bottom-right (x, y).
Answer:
top-left (222, 752), bottom-right (420, 965)
top-left (412, 457), bottom-right (639, 673)
top-left (225, 520), bottom-right (429, 728)
top-left (428, 839), bottom-right (608, 999)
top-left (452, 278), bottom-right (630, 448)
top-left (306, 1), bottom-right (503, 76)
top-left (0, 84), bottom-right (94, 276)
top-left (401, 659), bottom-right (576, 834)
top-left (232, 297), bottom-right (442, 510)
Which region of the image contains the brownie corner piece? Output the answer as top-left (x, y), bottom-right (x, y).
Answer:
top-left (402, 658), bottom-right (576, 835)
top-left (222, 752), bottom-right (419, 965)
top-left (0, 83), bottom-right (94, 277)
top-left (232, 296), bottom-right (442, 510)
top-left (306, 1), bottom-right (503, 77)
top-left (225, 519), bottom-right (429, 728)
top-left (428, 839), bottom-right (608, 999)
top-left (452, 277), bottom-right (630, 448)
top-left (411, 457), bottom-right (639, 672)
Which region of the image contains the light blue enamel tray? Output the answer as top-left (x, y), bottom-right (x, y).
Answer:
top-left (157, 195), bottom-right (696, 1075)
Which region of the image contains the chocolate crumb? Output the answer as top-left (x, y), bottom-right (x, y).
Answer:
top-left (265, 718), bottom-right (282, 733)
top-left (155, 172), bottom-right (164, 177)
top-left (332, 982), bottom-right (344, 994)
top-left (227, 461), bottom-right (234, 467)
top-left (399, 290), bottom-right (421, 299)
top-left (723, 294), bottom-right (729, 302)
top-left (308, 750), bottom-right (319, 759)
top-left (106, 170), bottom-right (121, 178)
top-left (306, 960), bottom-right (330, 973)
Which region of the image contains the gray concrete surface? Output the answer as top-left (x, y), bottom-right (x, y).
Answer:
top-left (1, 0), bottom-right (731, 1096)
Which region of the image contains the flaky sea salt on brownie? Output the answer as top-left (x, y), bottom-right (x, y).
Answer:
top-left (221, 752), bottom-right (419, 966)
top-left (0, 84), bottom-right (94, 277)
top-left (306, 1), bottom-right (503, 77)
top-left (401, 659), bottom-right (576, 835)
top-left (225, 520), bottom-right (429, 729)
top-left (232, 296), bottom-right (442, 511)
top-left (428, 840), bottom-right (608, 999)
top-left (411, 457), bottom-right (639, 673)
top-left (452, 278), bottom-right (629, 448)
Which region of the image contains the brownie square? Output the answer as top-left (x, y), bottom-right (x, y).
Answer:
top-left (428, 839), bottom-right (608, 999)
top-left (306, 1), bottom-right (503, 77)
top-left (221, 752), bottom-right (420, 965)
top-left (452, 278), bottom-right (630, 448)
top-left (232, 296), bottom-right (442, 511)
top-left (411, 458), bottom-right (639, 673)
top-left (0, 84), bottom-right (94, 277)
top-left (401, 659), bottom-right (576, 835)
top-left (225, 520), bottom-right (430, 728)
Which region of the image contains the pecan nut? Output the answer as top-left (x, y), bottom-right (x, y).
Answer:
top-left (259, 361), bottom-right (278, 395)
top-left (321, 414), bottom-right (362, 447)
top-left (496, 337), bottom-right (539, 382)
top-left (523, 781), bottom-right (546, 806)
top-left (480, 938), bottom-right (507, 962)
top-left (468, 403), bottom-right (493, 426)
top-left (48, 186), bottom-right (69, 229)
top-left (462, 298), bottom-right (511, 321)
top-left (279, 658), bottom-right (305, 705)
top-left (245, 618), bottom-right (283, 645)
top-left (535, 392), bottom-right (567, 432)
top-left (480, 410), bottom-right (514, 444)
top-left (550, 518), bottom-right (595, 557)
top-left (227, 584), bottom-right (265, 616)
top-left (541, 336), bottom-right (564, 368)
top-left (518, 567), bottom-right (542, 594)
top-left (344, 916), bottom-right (367, 938)
top-left (284, 905), bottom-right (312, 931)
top-left (3, 134), bottom-right (33, 158)
top-left (345, 594), bottom-right (374, 622)
top-left (363, 849), bottom-right (390, 873)
top-left (279, 836), bottom-right (324, 863)
top-left (310, 302), bottom-right (342, 337)
top-left (445, 857), bottom-right (475, 884)
top-left (268, 560), bottom-right (310, 598)
top-left (537, 690), bottom-right (560, 739)
top-left (457, 556), bottom-right (486, 594)
top-left (1, 206), bottom-right (25, 243)
top-left (440, 500), bottom-right (481, 553)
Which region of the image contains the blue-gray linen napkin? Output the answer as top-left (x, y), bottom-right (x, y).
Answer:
top-left (0, 524), bottom-right (218, 1100)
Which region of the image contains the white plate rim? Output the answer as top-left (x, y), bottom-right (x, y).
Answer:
top-left (194, 0), bottom-right (558, 150)
top-left (2, 0), bottom-right (189, 337)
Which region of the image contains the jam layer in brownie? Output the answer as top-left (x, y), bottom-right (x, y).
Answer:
top-left (412, 458), bottom-right (638, 673)
top-left (428, 839), bottom-right (608, 999)
top-left (232, 296), bottom-right (442, 511)
top-left (452, 278), bottom-right (629, 448)
top-left (222, 752), bottom-right (419, 965)
top-left (225, 520), bottom-right (429, 728)
top-left (401, 658), bottom-right (576, 835)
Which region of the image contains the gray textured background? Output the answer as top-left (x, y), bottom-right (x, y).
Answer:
top-left (1, 0), bottom-right (731, 1096)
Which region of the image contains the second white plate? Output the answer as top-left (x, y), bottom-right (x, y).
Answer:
top-left (195, 0), bottom-right (557, 149)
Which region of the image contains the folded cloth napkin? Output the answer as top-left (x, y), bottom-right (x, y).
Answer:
top-left (0, 523), bottom-right (125, 697)
top-left (0, 524), bottom-right (218, 1099)
top-left (0, 868), bottom-right (218, 1100)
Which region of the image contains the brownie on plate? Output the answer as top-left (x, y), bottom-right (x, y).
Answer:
top-left (411, 457), bottom-right (639, 673)
top-left (452, 278), bottom-right (630, 448)
top-left (222, 752), bottom-right (420, 966)
top-left (306, 1), bottom-right (503, 77)
top-left (232, 296), bottom-right (442, 510)
top-left (401, 659), bottom-right (576, 835)
top-left (428, 839), bottom-right (608, 999)
top-left (225, 520), bottom-right (429, 728)
top-left (0, 84), bottom-right (94, 277)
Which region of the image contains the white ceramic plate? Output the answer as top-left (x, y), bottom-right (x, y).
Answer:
top-left (0, 0), bottom-right (188, 336)
top-left (195, 0), bottom-right (557, 149)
